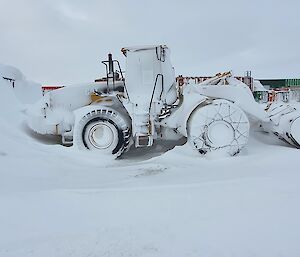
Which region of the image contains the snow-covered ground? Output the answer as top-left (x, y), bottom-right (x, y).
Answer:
top-left (0, 65), bottom-right (300, 257)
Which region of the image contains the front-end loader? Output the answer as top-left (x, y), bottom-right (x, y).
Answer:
top-left (27, 45), bottom-right (300, 157)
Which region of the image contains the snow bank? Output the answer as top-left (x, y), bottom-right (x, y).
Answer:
top-left (0, 68), bottom-right (24, 126)
top-left (253, 80), bottom-right (268, 92)
top-left (0, 63), bottom-right (42, 104)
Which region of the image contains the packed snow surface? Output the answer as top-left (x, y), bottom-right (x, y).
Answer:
top-left (0, 65), bottom-right (300, 257)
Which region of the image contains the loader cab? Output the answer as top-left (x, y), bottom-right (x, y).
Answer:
top-left (120, 45), bottom-right (177, 106)
top-left (120, 45), bottom-right (178, 147)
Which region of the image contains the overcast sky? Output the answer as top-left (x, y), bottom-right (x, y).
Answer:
top-left (1, 0), bottom-right (299, 84)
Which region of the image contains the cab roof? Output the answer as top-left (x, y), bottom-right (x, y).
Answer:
top-left (121, 45), bottom-right (168, 56)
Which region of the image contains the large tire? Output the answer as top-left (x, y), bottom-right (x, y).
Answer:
top-left (187, 99), bottom-right (250, 156)
top-left (74, 108), bottom-right (131, 157)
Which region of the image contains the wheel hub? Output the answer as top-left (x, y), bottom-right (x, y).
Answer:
top-left (206, 120), bottom-right (235, 147)
top-left (88, 122), bottom-right (115, 149)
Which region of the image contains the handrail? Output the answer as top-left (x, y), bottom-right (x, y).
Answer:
top-left (149, 73), bottom-right (164, 114)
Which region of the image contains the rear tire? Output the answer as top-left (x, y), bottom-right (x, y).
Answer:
top-left (187, 99), bottom-right (250, 156)
top-left (74, 108), bottom-right (131, 157)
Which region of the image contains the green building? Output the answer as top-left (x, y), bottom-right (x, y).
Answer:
top-left (260, 79), bottom-right (300, 89)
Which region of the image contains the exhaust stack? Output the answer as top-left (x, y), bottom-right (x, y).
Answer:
top-left (108, 53), bottom-right (114, 75)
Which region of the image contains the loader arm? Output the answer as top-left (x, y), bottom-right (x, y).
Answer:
top-left (191, 74), bottom-right (269, 122)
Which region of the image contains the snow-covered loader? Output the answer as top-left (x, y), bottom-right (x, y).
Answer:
top-left (27, 45), bottom-right (300, 157)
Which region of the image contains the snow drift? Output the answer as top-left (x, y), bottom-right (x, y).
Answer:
top-left (0, 63), bottom-right (42, 105)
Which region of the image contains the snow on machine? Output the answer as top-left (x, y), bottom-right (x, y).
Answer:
top-left (27, 45), bottom-right (300, 157)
